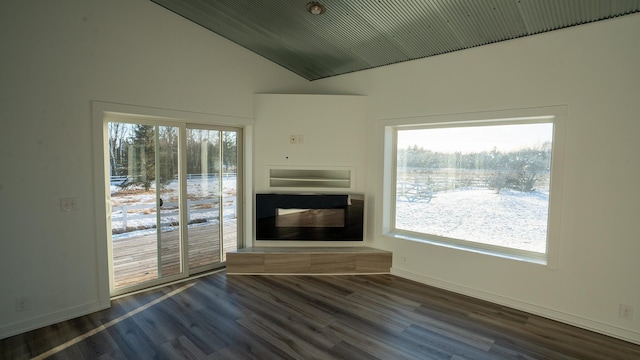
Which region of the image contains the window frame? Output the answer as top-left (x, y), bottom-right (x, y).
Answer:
top-left (380, 106), bottom-right (566, 267)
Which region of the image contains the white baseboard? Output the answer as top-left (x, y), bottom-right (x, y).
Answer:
top-left (0, 300), bottom-right (110, 340)
top-left (391, 267), bottom-right (640, 345)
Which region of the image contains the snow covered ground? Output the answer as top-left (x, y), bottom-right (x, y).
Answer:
top-left (395, 188), bottom-right (549, 253)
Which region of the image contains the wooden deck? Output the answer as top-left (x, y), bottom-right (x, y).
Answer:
top-left (112, 220), bottom-right (237, 289)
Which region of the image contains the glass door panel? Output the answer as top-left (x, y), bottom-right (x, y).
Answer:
top-left (108, 122), bottom-right (182, 292)
top-left (186, 129), bottom-right (221, 269)
top-left (186, 128), bottom-right (239, 270)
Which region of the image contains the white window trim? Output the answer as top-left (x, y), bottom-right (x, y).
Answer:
top-left (379, 106), bottom-right (567, 268)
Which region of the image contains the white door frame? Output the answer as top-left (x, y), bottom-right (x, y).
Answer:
top-left (92, 101), bottom-right (253, 301)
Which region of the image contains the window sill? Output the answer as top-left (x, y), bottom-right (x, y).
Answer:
top-left (386, 231), bottom-right (548, 266)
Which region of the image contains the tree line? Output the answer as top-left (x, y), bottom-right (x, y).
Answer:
top-left (397, 142), bottom-right (552, 193)
top-left (108, 123), bottom-right (238, 191)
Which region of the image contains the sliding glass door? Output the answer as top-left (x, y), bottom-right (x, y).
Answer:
top-left (106, 120), bottom-right (241, 295)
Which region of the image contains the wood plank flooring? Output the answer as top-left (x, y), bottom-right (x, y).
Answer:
top-left (2, 272), bottom-right (640, 359)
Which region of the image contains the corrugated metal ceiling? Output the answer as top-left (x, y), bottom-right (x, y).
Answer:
top-left (150, 0), bottom-right (639, 81)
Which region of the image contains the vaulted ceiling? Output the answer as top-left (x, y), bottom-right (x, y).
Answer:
top-left (150, 0), bottom-right (639, 81)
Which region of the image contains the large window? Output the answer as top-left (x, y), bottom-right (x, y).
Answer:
top-left (383, 107), bottom-right (565, 265)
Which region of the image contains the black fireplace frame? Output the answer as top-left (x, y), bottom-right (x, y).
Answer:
top-left (255, 193), bottom-right (364, 241)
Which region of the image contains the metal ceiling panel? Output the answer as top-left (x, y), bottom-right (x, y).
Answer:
top-left (515, 0), bottom-right (640, 33)
top-left (151, 0), bottom-right (639, 81)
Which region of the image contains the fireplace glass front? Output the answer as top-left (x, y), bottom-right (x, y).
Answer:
top-left (256, 194), bottom-right (363, 241)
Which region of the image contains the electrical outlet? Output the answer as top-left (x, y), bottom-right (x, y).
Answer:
top-left (619, 304), bottom-right (633, 321)
top-left (296, 134), bottom-right (304, 144)
top-left (60, 197), bottom-right (77, 212)
top-left (15, 298), bottom-right (28, 312)
top-left (402, 256), bottom-right (408, 264)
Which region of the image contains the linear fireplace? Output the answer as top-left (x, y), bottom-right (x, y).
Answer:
top-left (256, 193), bottom-right (364, 241)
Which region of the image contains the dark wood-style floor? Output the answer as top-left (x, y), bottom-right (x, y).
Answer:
top-left (2, 272), bottom-right (639, 359)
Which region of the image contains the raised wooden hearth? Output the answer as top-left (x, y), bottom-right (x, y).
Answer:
top-left (226, 247), bottom-right (392, 275)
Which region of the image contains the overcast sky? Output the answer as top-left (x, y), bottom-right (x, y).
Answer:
top-left (397, 123), bottom-right (553, 153)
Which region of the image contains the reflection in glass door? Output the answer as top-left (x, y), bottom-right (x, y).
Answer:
top-left (107, 122), bottom-right (181, 293)
top-left (186, 128), bottom-right (239, 272)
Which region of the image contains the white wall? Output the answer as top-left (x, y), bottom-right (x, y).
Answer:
top-left (312, 14), bottom-right (640, 343)
top-left (0, 0), bottom-right (308, 339)
top-left (252, 94), bottom-right (368, 248)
